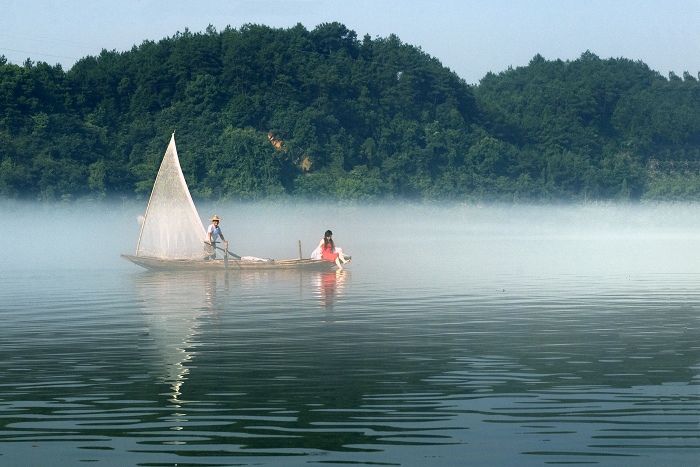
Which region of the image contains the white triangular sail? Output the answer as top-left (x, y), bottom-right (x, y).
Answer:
top-left (135, 133), bottom-right (206, 259)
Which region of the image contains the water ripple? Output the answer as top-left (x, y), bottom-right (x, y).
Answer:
top-left (0, 265), bottom-right (698, 465)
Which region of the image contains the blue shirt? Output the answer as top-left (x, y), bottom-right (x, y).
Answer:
top-left (207, 224), bottom-right (222, 242)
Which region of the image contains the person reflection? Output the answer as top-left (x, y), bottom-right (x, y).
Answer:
top-left (316, 270), bottom-right (347, 310)
top-left (204, 272), bottom-right (227, 313)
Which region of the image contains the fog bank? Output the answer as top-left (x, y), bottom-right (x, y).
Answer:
top-left (2, 201), bottom-right (699, 279)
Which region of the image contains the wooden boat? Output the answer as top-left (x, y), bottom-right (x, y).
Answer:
top-left (122, 133), bottom-right (336, 272)
top-left (121, 254), bottom-right (335, 271)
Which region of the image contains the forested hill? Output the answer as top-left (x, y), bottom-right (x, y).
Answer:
top-left (1, 22), bottom-right (699, 202)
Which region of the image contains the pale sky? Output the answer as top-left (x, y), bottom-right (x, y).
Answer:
top-left (1, 0), bottom-right (699, 85)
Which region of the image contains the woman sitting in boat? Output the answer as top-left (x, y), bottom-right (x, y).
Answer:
top-left (314, 230), bottom-right (350, 269)
top-left (205, 215), bottom-right (227, 259)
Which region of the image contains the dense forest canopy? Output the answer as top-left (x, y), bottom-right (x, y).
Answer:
top-left (1, 23), bottom-right (699, 202)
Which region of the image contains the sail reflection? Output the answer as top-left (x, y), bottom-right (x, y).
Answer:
top-left (131, 269), bottom-right (348, 406)
top-left (132, 271), bottom-right (226, 405)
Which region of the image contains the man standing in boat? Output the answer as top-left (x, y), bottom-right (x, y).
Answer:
top-left (205, 215), bottom-right (227, 259)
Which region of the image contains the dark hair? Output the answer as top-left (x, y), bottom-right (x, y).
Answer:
top-left (323, 230), bottom-right (334, 250)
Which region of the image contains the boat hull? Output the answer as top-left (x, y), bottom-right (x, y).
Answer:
top-left (121, 254), bottom-right (336, 272)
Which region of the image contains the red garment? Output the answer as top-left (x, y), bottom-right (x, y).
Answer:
top-left (321, 242), bottom-right (339, 262)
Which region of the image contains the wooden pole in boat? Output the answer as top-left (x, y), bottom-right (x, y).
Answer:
top-left (224, 243), bottom-right (229, 269)
top-left (298, 240), bottom-right (302, 259)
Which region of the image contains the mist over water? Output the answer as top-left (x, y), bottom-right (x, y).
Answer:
top-left (0, 201), bottom-right (698, 465)
top-left (4, 200), bottom-right (700, 276)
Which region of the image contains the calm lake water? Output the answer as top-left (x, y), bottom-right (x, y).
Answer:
top-left (0, 202), bottom-right (698, 466)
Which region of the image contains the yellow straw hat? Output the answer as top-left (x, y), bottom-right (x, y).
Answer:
top-left (211, 215), bottom-right (221, 221)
